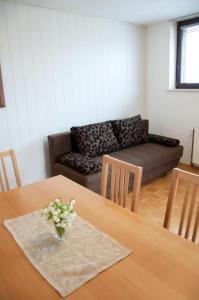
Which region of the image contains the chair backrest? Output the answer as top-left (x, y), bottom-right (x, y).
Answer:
top-left (100, 155), bottom-right (143, 213)
top-left (0, 149), bottom-right (22, 192)
top-left (163, 168), bottom-right (199, 243)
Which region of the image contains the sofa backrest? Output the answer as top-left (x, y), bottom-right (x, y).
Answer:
top-left (48, 119), bottom-right (149, 175)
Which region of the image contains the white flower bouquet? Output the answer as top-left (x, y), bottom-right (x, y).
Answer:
top-left (42, 197), bottom-right (76, 240)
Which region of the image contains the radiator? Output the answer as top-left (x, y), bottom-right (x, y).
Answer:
top-left (192, 128), bottom-right (199, 167)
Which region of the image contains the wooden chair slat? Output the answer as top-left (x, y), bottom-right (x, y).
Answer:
top-left (185, 184), bottom-right (198, 239)
top-left (119, 169), bottom-right (125, 206)
top-left (114, 167), bottom-right (120, 204)
top-left (100, 157), bottom-right (109, 198)
top-left (110, 166), bottom-right (116, 201)
top-left (1, 157), bottom-right (10, 190)
top-left (163, 169), bottom-right (179, 229)
top-left (131, 167), bottom-right (142, 213)
top-left (10, 149), bottom-right (22, 187)
top-left (123, 171), bottom-right (129, 208)
top-left (0, 167), bottom-right (5, 192)
top-left (192, 201), bottom-right (199, 243)
top-left (178, 182), bottom-right (191, 236)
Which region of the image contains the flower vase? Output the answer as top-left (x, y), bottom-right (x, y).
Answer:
top-left (54, 225), bottom-right (66, 241)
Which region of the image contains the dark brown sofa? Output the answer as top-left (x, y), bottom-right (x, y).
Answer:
top-left (48, 119), bottom-right (183, 193)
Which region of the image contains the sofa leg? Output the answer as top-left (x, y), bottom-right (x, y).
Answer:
top-left (164, 171), bottom-right (171, 176)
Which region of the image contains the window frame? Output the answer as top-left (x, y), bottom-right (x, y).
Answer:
top-left (0, 66), bottom-right (5, 108)
top-left (176, 16), bottom-right (199, 89)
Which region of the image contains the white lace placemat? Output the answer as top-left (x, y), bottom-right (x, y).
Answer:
top-left (4, 211), bottom-right (132, 297)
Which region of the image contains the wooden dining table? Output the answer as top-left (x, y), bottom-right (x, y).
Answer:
top-left (0, 175), bottom-right (198, 300)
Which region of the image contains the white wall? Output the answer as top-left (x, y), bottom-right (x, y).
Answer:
top-left (0, 0), bottom-right (146, 185)
top-left (147, 22), bottom-right (199, 164)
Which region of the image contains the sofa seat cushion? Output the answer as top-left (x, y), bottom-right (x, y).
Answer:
top-left (109, 143), bottom-right (183, 172)
top-left (71, 121), bottom-right (120, 157)
top-left (58, 152), bottom-right (102, 175)
top-left (112, 115), bottom-right (148, 149)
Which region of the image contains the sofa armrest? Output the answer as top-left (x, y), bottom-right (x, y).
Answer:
top-left (149, 134), bottom-right (180, 147)
top-left (48, 132), bottom-right (72, 175)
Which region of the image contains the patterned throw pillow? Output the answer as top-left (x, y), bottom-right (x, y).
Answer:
top-left (58, 152), bottom-right (102, 175)
top-left (70, 121), bottom-right (120, 157)
top-left (112, 115), bottom-right (148, 149)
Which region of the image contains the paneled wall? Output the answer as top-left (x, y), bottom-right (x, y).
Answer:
top-left (0, 0), bottom-right (146, 185)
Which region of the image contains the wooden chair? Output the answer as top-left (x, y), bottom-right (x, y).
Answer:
top-left (100, 155), bottom-right (143, 213)
top-left (163, 168), bottom-right (199, 243)
top-left (0, 149), bottom-right (22, 192)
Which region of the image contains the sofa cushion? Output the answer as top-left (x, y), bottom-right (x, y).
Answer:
top-left (149, 134), bottom-right (180, 147)
top-left (71, 121), bottom-right (120, 157)
top-left (109, 143), bottom-right (183, 172)
top-left (58, 152), bottom-right (102, 175)
top-left (112, 115), bottom-right (148, 149)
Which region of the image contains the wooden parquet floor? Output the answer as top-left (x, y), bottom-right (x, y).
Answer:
top-left (127, 164), bottom-right (199, 237)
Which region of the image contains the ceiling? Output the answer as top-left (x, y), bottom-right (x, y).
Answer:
top-left (13, 0), bottom-right (199, 25)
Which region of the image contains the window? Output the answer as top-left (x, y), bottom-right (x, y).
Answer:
top-left (0, 66), bottom-right (5, 108)
top-left (176, 17), bottom-right (199, 89)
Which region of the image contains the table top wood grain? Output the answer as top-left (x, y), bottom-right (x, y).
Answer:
top-left (0, 175), bottom-right (198, 300)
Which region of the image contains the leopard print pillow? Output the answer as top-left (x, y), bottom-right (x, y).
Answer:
top-left (58, 152), bottom-right (102, 175)
top-left (112, 115), bottom-right (148, 149)
top-left (71, 121), bottom-right (120, 157)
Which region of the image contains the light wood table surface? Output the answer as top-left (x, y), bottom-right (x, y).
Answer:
top-left (0, 175), bottom-right (198, 300)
